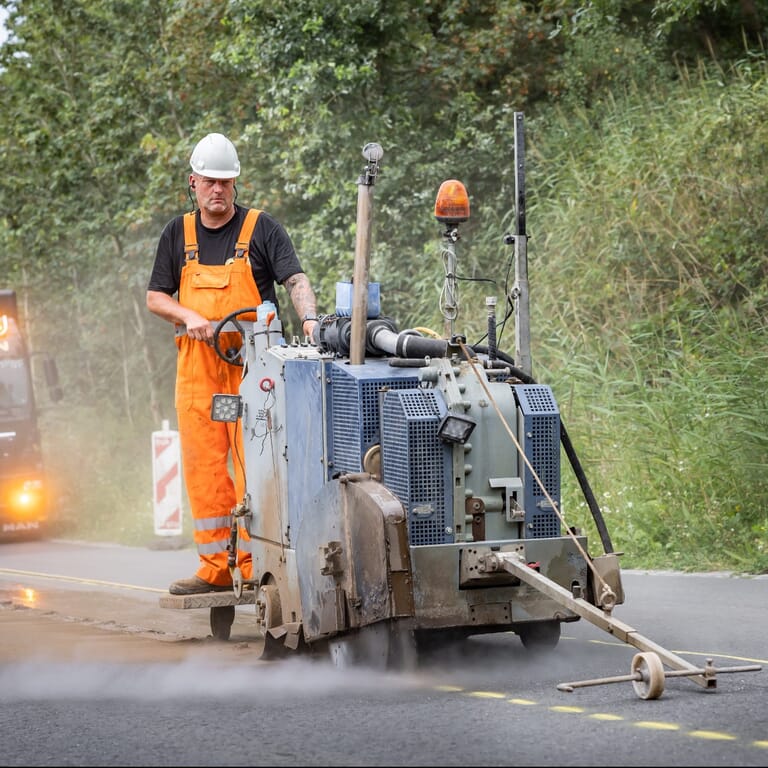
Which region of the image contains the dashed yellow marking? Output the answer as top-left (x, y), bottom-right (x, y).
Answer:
top-left (688, 730), bottom-right (736, 742)
top-left (429, 683), bottom-right (758, 751)
top-left (635, 721), bottom-right (680, 731)
top-left (468, 691), bottom-right (506, 699)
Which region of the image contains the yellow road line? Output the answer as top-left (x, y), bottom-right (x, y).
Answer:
top-left (0, 568), bottom-right (164, 594)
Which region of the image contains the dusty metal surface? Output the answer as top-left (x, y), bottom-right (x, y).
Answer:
top-left (296, 474), bottom-right (408, 642)
top-left (158, 590), bottom-right (256, 610)
top-left (409, 538), bottom-right (588, 628)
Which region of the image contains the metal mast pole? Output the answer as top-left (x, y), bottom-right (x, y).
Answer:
top-left (512, 112), bottom-right (531, 377)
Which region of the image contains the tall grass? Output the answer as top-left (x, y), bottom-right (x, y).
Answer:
top-left (531, 55), bottom-right (768, 573)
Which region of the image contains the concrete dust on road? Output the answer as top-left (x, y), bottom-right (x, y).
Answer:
top-left (0, 583), bottom-right (263, 665)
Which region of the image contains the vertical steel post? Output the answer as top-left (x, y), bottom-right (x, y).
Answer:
top-left (512, 112), bottom-right (531, 377)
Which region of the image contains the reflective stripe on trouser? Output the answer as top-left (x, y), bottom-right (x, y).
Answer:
top-left (176, 332), bottom-right (252, 587)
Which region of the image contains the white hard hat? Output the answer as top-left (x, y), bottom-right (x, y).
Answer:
top-left (189, 133), bottom-right (240, 179)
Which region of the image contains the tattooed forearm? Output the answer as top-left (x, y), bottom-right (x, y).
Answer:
top-left (284, 273), bottom-right (317, 318)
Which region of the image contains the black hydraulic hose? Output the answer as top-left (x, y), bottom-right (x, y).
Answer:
top-left (316, 316), bottom-right (474, 359)
top-left (367, 322), bottom-right (455, 359)
top-left (388, 358), bottom-right (430, 368)
top-left (472, 345), bottom-right (614, 555)
top-left (470, 345), bottom-right (532, 385)
top-left (559, 422), bottom-right (614, 554)
top-left (314, 316), bottom-right (409, 357)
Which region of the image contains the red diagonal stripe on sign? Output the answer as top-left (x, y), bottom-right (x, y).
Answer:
top-left (158, 506), bottom-right (181, 529)
top-left (156, 462), bottom-right (178, 503)
top-left (154, 436), bottom-right (172, 458)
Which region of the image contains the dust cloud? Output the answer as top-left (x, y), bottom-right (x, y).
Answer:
top-left (0, 656), bottom-right (428, 701)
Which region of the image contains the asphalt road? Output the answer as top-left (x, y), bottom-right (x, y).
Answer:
top-left (0, 538), bottom-right (766, 766)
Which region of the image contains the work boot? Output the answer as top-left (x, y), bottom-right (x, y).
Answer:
top-left (168, 575), bottom-right (231, 595)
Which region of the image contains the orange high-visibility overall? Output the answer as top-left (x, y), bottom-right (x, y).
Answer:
top-left (176, 208), bottom-right (262, 587)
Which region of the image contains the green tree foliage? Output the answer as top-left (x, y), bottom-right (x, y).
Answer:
top-left (0, 0), bottom-right (248, 425)
top-left (219, 0), bottom-right (571, 332)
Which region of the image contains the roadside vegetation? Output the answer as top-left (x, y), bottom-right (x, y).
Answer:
top-left (532, 58), bottom-right (768, 573)
top-left (0, 1), bottom-right (765, 573)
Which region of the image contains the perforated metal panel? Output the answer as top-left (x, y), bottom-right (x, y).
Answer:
top-left (329, 361), bottom-right (419, 474)
top-left (381, 389), bottom-right (452, 546)
top-left (514, 384), bottom-right (561, 538)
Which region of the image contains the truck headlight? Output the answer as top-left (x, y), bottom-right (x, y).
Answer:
top-left (11, 479), bottom-right (44, 514)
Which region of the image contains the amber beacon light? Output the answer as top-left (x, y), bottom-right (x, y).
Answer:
top-left (434, 179), bottom-right (470, 224)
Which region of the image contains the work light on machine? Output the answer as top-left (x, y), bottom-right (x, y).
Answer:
top-left (437, 413), bottom-right (476, 444)
top-left (210, 394), bottom-right (243, 422)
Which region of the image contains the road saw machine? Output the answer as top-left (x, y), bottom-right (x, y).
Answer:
top-left (161, 114), bottom-right (760, 699)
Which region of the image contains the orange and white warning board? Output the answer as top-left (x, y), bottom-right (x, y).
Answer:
top-left (151, 420), bottom-right (183, 536)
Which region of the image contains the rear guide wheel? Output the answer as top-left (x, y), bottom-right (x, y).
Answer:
top-left (631, 651), bottom-right (666, 700)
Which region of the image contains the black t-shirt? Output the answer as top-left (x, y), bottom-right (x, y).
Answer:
top-left (147, 204), bottom-right (304, 308)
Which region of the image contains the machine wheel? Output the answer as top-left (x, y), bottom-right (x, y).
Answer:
top-left (631, 651), bottom-right (666, 700)
top-left (518, 620), bottom-right (561, 652)
top-left (257, 584), bottom-right (287, 660)
top-left (210, 605), bottom-right (236, 641)
top-left (329, 622), bottom-right (417, 671)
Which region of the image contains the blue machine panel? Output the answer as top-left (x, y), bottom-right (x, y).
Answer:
top-left (285, 358), bottom-right (327, 542)
top-left (514, 384), bottom-right (561, 538)
top-left (381, 388), bottom-right (453, 546)
top-left (327, 360), bottom-right (420, 476)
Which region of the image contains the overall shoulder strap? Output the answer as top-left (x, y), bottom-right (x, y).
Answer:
top-left (182, 212), bottom-right (198, 262)
top-left (234, 208), bottom-right (262, 259)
